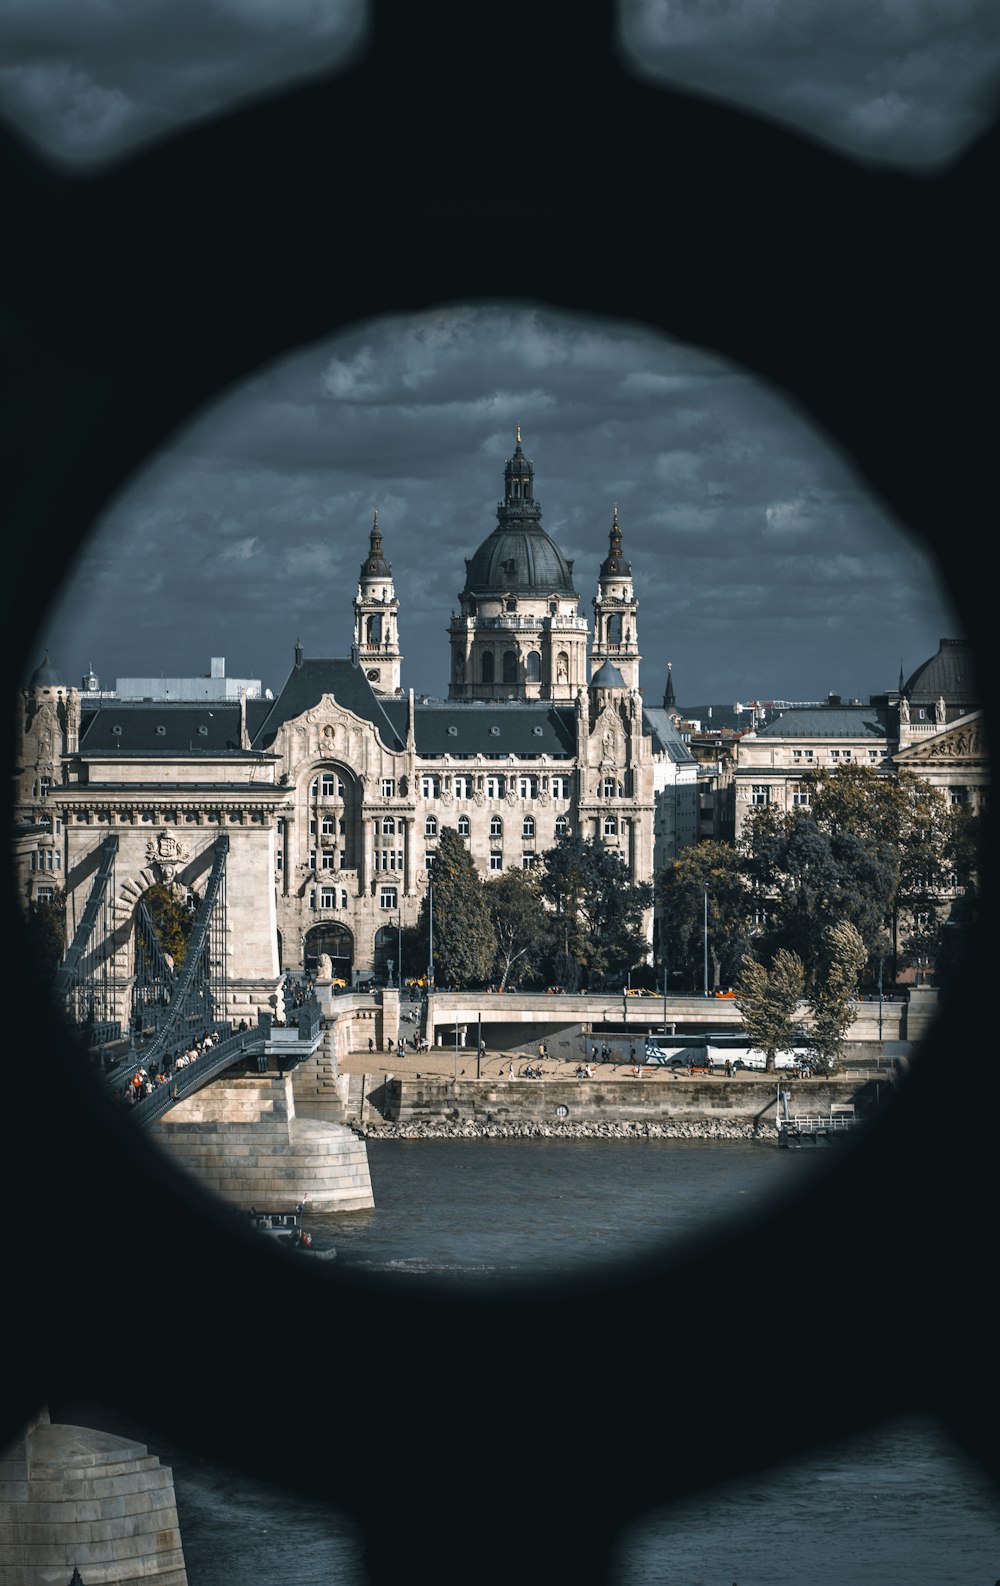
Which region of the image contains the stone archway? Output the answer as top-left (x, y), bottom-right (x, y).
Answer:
top-left (304, 922), bottom-right (353, 982)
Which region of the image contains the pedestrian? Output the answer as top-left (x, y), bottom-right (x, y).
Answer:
top-left (368, 1037), bottom-right (374, 1054)
top-left (629, 1044), bottom-right (636, 1066)
top-left (507, 1061), bottom-right (514, 1080)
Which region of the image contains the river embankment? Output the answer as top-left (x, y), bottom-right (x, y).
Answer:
top-left (353, 1116), bottom-right (779, 1141)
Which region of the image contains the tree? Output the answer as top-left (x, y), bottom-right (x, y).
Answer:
top-left (734, 949), bottom-right (805, 1072)
top-left (807, 921), bottom-right (866, 1074)
top-left (144, 882), bottom-right (195, 969)
top-left (538, 833), bottom-right (652, 989)
top-left (23, 889), bottom-right (66, 982)
top-left (742, 808), bottom-right (896, 988)
top-left (415, 828), bottom-right (495, 989)
top-left (808, 765), bottom-right (952, 976)
top-left (656, 840), bottom-right (753, 991)
top-left (485, 867), bottom-right (550, 990)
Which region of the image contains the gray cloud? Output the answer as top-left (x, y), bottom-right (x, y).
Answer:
top-left (34, 303), bottom-right (959, 709)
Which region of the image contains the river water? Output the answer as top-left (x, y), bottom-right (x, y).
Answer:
top-left (55, 1139), bottom-right (1000, 1585)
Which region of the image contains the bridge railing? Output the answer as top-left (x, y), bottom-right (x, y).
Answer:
top-left (127, 1028), bottom-right (258, 1127)
top-left (133, 835), bottom-right (229, 1074)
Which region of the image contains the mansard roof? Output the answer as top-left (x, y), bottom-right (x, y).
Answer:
top-left (753, 706), bottom-right (888, 739)
top-left (78, 701), bottom-right (263, 754)
top-left (413, 700), bottom-right (576, 757)
top-left (251, 658), bottom-right (407, 752)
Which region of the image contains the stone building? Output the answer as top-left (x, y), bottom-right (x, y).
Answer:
top-left (14, 435), bottom-right (699, 1015)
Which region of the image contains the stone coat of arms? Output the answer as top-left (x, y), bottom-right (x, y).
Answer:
top-left (146, 831), bottom-right (190, 883)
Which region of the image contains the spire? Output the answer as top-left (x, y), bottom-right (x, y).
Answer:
top-left (664, 661), bottom-right (676, 710)
top-left (899, 659), bottom-right (905, 693)
top-left (361, 508), bottom-right (391, 577)
top-left (600, 505), bottom-right (630, 578)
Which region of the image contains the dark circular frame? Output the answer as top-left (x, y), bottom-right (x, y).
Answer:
top-left (3, 5), bottom-right (997, 1583)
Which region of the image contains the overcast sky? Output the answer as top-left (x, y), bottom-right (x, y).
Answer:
top-left (8, 1), bottom-right (997, 707)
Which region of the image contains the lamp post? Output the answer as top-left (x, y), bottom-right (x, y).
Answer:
top-left (703, 887), bottom-right (709, 997)
top-left (878, 955), bottom-right (884, 1043)
top-left (397, 909), bottom-right (403, 992)
top-left (477, 1010), bottom-right (482, 1079)
top-left (427, 872), bottom-right (434, 994)
top-left (662, 951), bottom-right (668, 1031)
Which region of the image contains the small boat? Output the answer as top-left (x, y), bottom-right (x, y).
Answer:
top-left (243, 1203), bottom-right (337, 1259)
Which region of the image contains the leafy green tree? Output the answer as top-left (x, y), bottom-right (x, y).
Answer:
top-left (538, 833), bottom-right (652, 989)
top-left (742, 808), bottom-right (896, 988)
top-left (415, 828), bottom-right (495, 988)
top-left (144, 882), bottom-right (194, 970)
top-left (808, 765), bottom-right (952, 976)
top-left (734, 949), bottom-right (806, 1073)
top-left (807, 921), bottom-right (867, 1073)
top-left (656, 840), bottom-right (753, 991)
top-left (485, 867), bottom-right (550, 990)
top-left (24, 889), bottom-right (66, 982)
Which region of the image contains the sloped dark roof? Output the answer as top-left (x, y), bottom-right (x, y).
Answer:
top-left (251, 659), bottom-right (407, 752)
top-left (642, 708), bottom-right (698, 764)
top-left (754, 707), bottom-right (887, 739)
top-left (590, 659), bottom-right (627, 690)
top-left (27, 653), bottom-right (62, 690)
top-left (413, 701), bottom-right (576, 757)
top-left (902, 638), bottom-right (978, 705)
top-left (78, 702), bottom-right (262, 754)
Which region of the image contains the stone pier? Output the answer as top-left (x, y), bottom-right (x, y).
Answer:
top-left (0, 1408), bottom-right (187, 1586)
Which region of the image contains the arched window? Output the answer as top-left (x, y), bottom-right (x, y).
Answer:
top-left (481, 651), bottom-right (495, 684)
top-left (489, 815), bottom-right (503, 838)
top-left (502, 650), bottom-right (518, 684)
top-left (555, 815), bottom-right (570, 837)
top-left (366, 614), bottom-right (382, 645)
top-left (425, 815), bottom-right (438, 837)
top-left (381, 816), bottom-right (396, 835)
top-left (457, 815), bottom-right (471, 837)
top-left (607, 613), bottom-right (622, 644)
top-left (603, 815), bottom-right (618, 837)
top-left (525, 650), bottom-right (541, 682)
top-left (522, 816), bottom-right (535, 840)
top-left (601, 777), bottom-right (620, 799)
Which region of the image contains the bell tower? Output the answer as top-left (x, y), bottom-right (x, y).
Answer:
top-left (353, 510), bottom-right (403, 695)
top-left (591, 506), bottom-right (640, 691)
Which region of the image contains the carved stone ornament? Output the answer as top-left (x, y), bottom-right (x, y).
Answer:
top-left (146, 830), bottom-right (191, 883)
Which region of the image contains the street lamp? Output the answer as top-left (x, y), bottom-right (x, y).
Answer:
top-left (703, 887), bottom-right (709, 997)
top-left (878, 955), bottom-right (884, 1043)
top-left (427, 871), bottom-right (434, 993)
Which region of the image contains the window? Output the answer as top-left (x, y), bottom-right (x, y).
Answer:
top-left (550, 776), bottom-right (569, 800)
top-left (603, 815), bottom-right (618, 837)
top-left (792, 749), bottom-right (814, 764)
top-left (321, 815), bottom-right (335, 834)
top-left (791, 782), bottom-right (811, 807)
top-left (486, 775), bottom-right (506, 799)
top-left (321, 852), bottom-right (335, 869)
top-left (308, 850), bottom-right (317, 870)
top-left (276, 847), bottom-right (283, 872)
top-left (454, 776), bottom-right (472, 800)
top-left (320, 887), bottom-right (336, 909)
top-left (522, 852), bottom-right (538, 870)
top-left (490, 852), bottom-right (503, 872)
top-left (425, 852), bottom-right (436, 869)
top-left (555, 815), bottom-right (570, 837)
top-left (502, 650), bottom-right (517, 684)
top-left (425, 815), bottom-right (438, 837)
top-left (522, 816), bottom-right (535, 840)
top-left (489, 815), bottom-right (503, 838)
top-left (525, 650), bottom-right (541, 682)
top-left (381, 816), bottom-right (396, 835)
top-left (457, 815), bottom-right (471, 837)
top-left (518, 775), bottom-right (537, 799)
top-left (381, 778), bottom-right (396, 798)
top-left (421, 775), bottom-right (440, 798)
top-left (950, 786), bottom-right (969, 805)
top-left (376, 850), bottom-right (403, 871)
top-left (751, 785), bottom-right (770, 806)
top-left (481, 652), bottom-right (494, 684)
top-left (321, 773), bottom-right (336, 797)
top-left (601, 777), bottom-right (619, 799)
top-left (36, 887), bottom-right (55, 904)
top-left (380, 886), bottom-right (398, 909)
top-left (829, 750), bottom-right (841, 761)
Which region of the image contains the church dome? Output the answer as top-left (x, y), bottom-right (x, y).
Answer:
top-left (461, 430), bottom-right (577, 598)
top-left (463, 525), bottom-right (576, 596)
top-left (360, 511), bottom-right (392, 578)
top-left (902, 638), bottom-right (977, 707)
top-left (590, 658), bottom-right (627, 690)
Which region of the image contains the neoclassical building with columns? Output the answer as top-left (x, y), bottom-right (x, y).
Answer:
top-left (15, 435), bottom-right (698, 1013)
